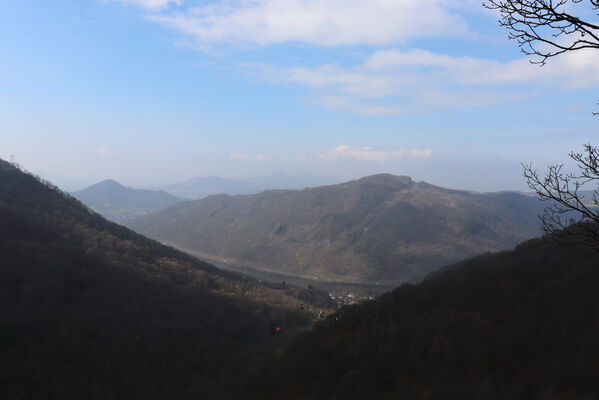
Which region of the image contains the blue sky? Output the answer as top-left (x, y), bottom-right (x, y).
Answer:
top-left (2, 0), bottom-right (598, 191)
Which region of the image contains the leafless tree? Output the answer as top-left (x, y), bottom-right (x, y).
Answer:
top-left (483, 0), bottom-right (599, 65)
top-left (484, 1), bottom-right (599, 246)
top-left (523, 144), bottom-right (599, 249)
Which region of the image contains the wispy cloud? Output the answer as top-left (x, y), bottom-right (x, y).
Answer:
top-left (316, 145), bottom-right (433, 162)
top-left (113, 0), bottom-right (599, 114)
top-left (97, 147), bottom-right (110, 157)
top-left (147, 0), bottom-right (470, 48)
top-left (113, 0), bottom-right (181, 11)
top-left (228, 153), bottom-right (249, 161)
top-left (251, 47), bottom-right (599, 114)
top-left (229, 153), bottom-right (267, 162)
top-left (364, 48), bottom-right (599, 87)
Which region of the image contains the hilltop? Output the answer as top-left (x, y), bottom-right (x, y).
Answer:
top-left (71, 179), bottom-right (182, 222)
top-left (128, 174), bottom-right (546, 284)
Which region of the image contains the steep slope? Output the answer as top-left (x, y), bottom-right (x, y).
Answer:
top-left (0, 160), bottom-right (323, 400)
top-left (246, 234), bottom-right (599, 399)
top-left (72, 179), bottom-right (181, 222)
top-left (128, 174), bottom-right (545, 283)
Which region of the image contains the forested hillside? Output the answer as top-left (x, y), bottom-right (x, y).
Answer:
top-left (4, 157), bottom-right (598, 399)
top-left (0, 159), bottom-right (326, 399)
top-left (129, 174), bottom-right (546, 283)
top-left (244, 232), bottom-right (599, 399)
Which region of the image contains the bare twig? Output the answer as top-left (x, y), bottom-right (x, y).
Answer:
top-left (483, 0), bottom-right (599, 65)
top-left (524, 144), bottom-right (599, 251)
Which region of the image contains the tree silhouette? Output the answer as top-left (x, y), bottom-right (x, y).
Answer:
top-left (523, 144), bottom-right (599, 249)
top-left (483, 0), bottom-right (599, 65)
top-left (484, 1), bottom-right (599, 246)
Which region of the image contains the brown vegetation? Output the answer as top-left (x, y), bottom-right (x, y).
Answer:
top-left (129, 174), bottom-right (546, 283)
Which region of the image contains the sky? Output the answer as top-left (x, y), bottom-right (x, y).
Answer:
top-left (1, 0), bottom-right (598, 192)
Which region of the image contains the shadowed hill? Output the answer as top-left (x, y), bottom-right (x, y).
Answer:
top-left (0, 159), bottom-right (326, 400)
top-left (128, 174), bottom-right (546, 283)
top-left (71, 179), bottom-right (182, 222)
top-left (245, 232), bottom-right (599, 399)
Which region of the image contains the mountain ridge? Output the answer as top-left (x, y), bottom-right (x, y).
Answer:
top-left (128, 173), bottom-right (546, 283)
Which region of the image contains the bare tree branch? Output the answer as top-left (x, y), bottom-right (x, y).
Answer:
top-left (524, 144), bottom-right (599, 251)
top-left (483, 0), bottom-right (599, 65)
top-left (485, 1), bottom-right (599, 248)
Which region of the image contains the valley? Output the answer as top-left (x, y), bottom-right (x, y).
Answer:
top-left (5, 0), bottom-right (599, 397)
top-left (167, 243), bottom-right (396, 298)
top-left (4, 155), bottom-right (599, 399)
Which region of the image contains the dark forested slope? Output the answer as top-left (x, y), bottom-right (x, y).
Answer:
top-left (129, 174), bottom-right (546, 283)
top-left (0, 160), bottom-right (320, 400)
top-left (246, 233), bottom-right (599, 399)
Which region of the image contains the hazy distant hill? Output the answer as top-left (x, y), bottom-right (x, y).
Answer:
top-left (163, 172), bottom-right (342, 199)
top-left (0, 159), bottom-right (325, 399)
top-left (246, 232), bottom-right (599, 399)
top-left (128, 174), bottom-right (546, 284)
top-left (72, 179), bottom-right (182, 222)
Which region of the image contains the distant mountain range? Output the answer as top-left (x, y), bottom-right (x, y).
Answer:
top-left (128, 174), bottom-right (547, 284)
top-left (163, 172), bottom-right (343, 199)
top-left (71, 179), bottom-right (182, 222)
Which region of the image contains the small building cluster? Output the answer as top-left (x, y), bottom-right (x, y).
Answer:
top-left (329, 292), bottom-right (375, 309)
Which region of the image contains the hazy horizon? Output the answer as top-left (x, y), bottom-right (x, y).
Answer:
top-left (22, 165), bottom-right (537, 194)
top-left (3, 146), bottom-right (582, 194)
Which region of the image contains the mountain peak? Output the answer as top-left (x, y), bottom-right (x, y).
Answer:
top-left (0, 158), bottom-right (15, 170)
top-left (72, 179), bottom-right (181, 222)
top-left (351, 173), bottom-right (414, 188)
top-left (94, 179), bottom-right (126, 189)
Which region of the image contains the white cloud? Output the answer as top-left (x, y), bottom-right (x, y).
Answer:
top-left (252, 47), bottom-right (599, 114)
top-left (114, 0), bottom-right (181, 11)
top-left (228, 153), bottom-right (267, 161)
top-left (148, 0), bottom-right (470, 47)
top-left (229, 153), bottom-right (249, 161)
top-left (364, 48), bottom-right (599, 86)
top-left (117, 0), bottom-right (599, 114)
top-left (97, 147), bottom-right (110, 157)
top-left (410, 149), bottom-right (434, 158)
top-left (316, 145), bottom-right (432, 162)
